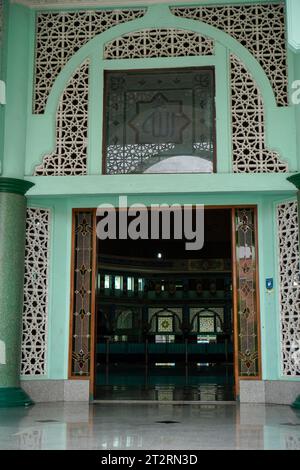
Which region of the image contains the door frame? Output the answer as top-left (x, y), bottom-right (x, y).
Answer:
top-left (231, 206), bottom-right (262, 397)
top-left (68, 204), bottom-right (262, 400)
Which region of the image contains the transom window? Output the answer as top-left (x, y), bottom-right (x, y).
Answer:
top-left (103, 67), bottom-right (216, 174)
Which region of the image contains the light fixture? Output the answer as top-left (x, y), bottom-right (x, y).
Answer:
top-left (157, 252), bottom-right (163, 259)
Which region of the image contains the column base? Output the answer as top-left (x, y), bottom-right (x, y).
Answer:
top-left (0, 387), bottom-right (34, 407)
top-left (291, 395), bottom-right (300, 410)
top-left (21, 379), bottom-right (89, 402)
top-left (240, 380), bottom-right (300, 404)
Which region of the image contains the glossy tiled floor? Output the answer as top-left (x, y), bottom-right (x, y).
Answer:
top-left (0, 403), bottom-right (299, 450)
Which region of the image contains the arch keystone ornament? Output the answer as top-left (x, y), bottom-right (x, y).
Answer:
top-left (0, 178), bottom-right (34, 407)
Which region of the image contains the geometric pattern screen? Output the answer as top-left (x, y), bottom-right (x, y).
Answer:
top-left (171, 2), bottom-right (288, 106)
top-left (21, 208), bottom-right (50, 376)
top-left (277, 201), bottom-right (300, 376)
top-left (230, 55), bottom-right (288, 173)
top-left (34, 60), bottom-right (89, 176)
top-left (33, 8), bottom-right (146, 114)
top-left (32, 3), bottom-right (289, 176)
top-left (104, 28), bottom-right (214, 59)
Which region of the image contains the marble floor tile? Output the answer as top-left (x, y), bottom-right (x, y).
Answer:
top-left (0, 403), bottom-right (299, 450)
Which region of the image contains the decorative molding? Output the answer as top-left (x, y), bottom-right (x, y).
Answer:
top-left (230, 55), bottom-right (288, 173)
top-left (11, 0), bottom-right (167, 5)
top-left (34, 60), bottom-right (89, 175)
top-left (21, 208), bottom-right (50, 376)
top-left (11, 0), bottom-right (268, 7)
top-left (171, 3), bottom-right (288, 107)
top-left (286, 0), bottom-right (300, 52)
top-left (277, 200), bottom-right (300, 377)
top-left (0, 177), bottom-right (34, 195)
top-left (287, 173), bottom-right (300, 190)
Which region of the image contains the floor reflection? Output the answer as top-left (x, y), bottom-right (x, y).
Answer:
top-left (0, 403), bottom-right (299, 450)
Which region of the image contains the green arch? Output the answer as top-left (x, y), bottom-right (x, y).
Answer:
top-left (45, 4), bottom-right (277, 116)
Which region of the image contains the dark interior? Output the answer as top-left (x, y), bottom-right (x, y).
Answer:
top-left (95, 208), bottom-right (234, 401)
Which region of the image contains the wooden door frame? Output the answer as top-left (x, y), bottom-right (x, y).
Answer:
top-left (69, 204), bottom-right (262, 401)
top-left (231, 206), bottom-right (262, 398)
top-left (68, 208), bottom-right (97, 398)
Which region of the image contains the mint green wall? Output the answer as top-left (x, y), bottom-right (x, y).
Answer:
top-left (2, 3), bottom-right (30, 178)
top-left (0, 0), bottom-right (8, 175)
top-left (286, 0), bottom-right (300, 53)
top-left (47, 200), bottom-right (72, 379)
top-left (2, 1), bottom-right (299, 382)
top-left (25, 191), bottom-right (296, 381)
top-left (23, 2), bottom-right (298, 179)
top-left (294, 53), bottom-right (300, 165)
top-left (3, 2), bottom-right (299, 182)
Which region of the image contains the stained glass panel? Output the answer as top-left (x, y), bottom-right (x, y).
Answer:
top-left (104, 68), bottom-right (215, 174)
top-left (235, 208), bottom-right (260, 378)
top-left (157, 316), bottom-right (174, 333)
top-left (199, 317), bottom-right (215, 333)
top-left (70, 210), bottom-right (95, 377)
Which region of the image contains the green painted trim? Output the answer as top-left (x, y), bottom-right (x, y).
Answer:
top-left (257, 199), bottom-right (279, 380)
top-left (27, 0), bottom-right (284, 12)
top-left (23, 2), bottom-right (297, 178)
top-left (44, 5), bottom-right (278, 115)
top-left (24, 174), bottom-right (296, 197)
top-left (0, 177), bottom-right (34, 195)
top-left (287, 0), bottom-right (300, 53)
top-left (3, 3), bottom-right (31, 178)
top-left (287, 173), bottom-right (300, 189)
top-left (291, 395), bottom-right (300, 409)
top-left (0, 0), bottom-right (10, 176)
top-left (24, 192), bottom-right (287, 380)
top-left (0, 387), bottom-right (34, 408)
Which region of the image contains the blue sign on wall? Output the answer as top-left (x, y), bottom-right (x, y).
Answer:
top-left (266, 278), bottom-right (274, 290)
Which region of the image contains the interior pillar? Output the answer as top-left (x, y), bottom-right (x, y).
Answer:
top-left (0, 177), bottom-right (34, 407)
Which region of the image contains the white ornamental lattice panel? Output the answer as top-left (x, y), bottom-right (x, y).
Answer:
top-left (104, 29), bottom-right (214, 59)
top-left (231, 55), bottom-right (288, 173)
top-left (22, 208), bottom-right (50, 376)
top-left (277, 201), bottom-right (300, 376)
top-left (34, 8), bottom-right (146, 113)
top-left (34, 60), bottom-right (89, 176)
top-left (171, 3), bottom-right (288, 106)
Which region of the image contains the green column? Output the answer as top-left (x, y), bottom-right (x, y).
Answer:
top-left (287, 174), bottom-right (300, 255)
top-left (0, 177), bottom-right (34, 407)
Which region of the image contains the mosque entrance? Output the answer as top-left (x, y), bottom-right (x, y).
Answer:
top-left (94, 207), bottom-right (235, 401)
top-left (69, 205), bottom-right (261, 401)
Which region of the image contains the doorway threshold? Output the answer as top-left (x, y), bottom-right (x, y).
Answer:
top-left (92, 400), bottom-right (236, 405)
